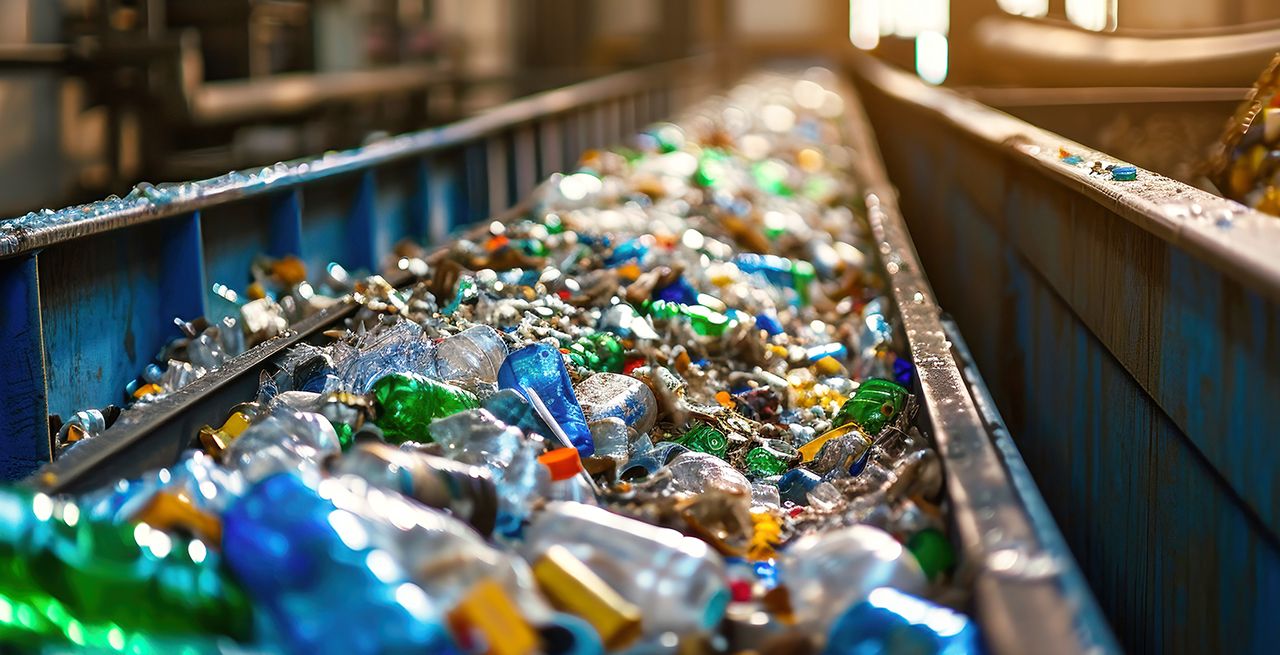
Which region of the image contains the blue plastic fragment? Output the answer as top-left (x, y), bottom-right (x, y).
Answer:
top-left (892, 357), bottom-right (916, 387)
top-left (497, 343), bottom-right (594, 456)
top-left (1111, 165), bottom-right (1138, 181)
top-left (222, 473), bottom-right (461, 655)
top-left (778, 468), bottom-right (823, 506)
top-left (807, 342), bottom-right (848, 363)
top-left (822, 587), bottom-right (981, 655)
top-left (755, 313), bottom-right (785, 336)
top-left (605, 238), bottom-right (649, 266)
top-left (752, 560), bottom-right (780, 590)
top-left (653, 276), bottom-right (699, 305)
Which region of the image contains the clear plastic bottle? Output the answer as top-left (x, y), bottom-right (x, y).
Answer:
top-left (435, 324), bottom-right (509, 385)
top-left (573, 373), bottom-right (658, 436)
top-left (666, 451), bottom-right (752, 496)
top-left (429, 409), bottom-right (545, 536)
top-left (324, 475), bottom-right (551, 623)
top-left (331, 442), bottom-right (499, 536)
top-left (536, 448), bottom-right (598, 506)
top-left (781, 525), bottom-right (927, 631)
top-left (522, 501), bottom-right (730, 638)
top-left (587, 417), bottom-right (631, 462)
top-left (222, 407), bottom-right (341, 483)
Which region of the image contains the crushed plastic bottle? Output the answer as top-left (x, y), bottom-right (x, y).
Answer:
top-left (522, 502), bottom-right (730, 638)
top-left (498, 343), bottom-right (594, 456)
top-left (221, 473), bottom-right (459, 655)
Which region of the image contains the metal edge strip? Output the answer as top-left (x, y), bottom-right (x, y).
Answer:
top-left (0, 56), bottom-right (712, 259)
top-left (837, 69), bottom-right (1123, 654)
top-left (849, 51), bottom-right (1280, 308)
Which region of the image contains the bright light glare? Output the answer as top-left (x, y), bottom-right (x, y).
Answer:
top-left (849, 0), bottom-right (880, 50)
top-left (894, 0), bottom-right (925, 37)
top-left (915, 31), bottom-right (949, 86)
top-left (868, 0), bottom-right (947, 40)
top-left (878, 0), bottom-right (895, 36)
top-left (922, 0), bottom-right (949, 34)
top-left (558, 173), bottom-right (603, 201)
top-left (1066, 0), bottom-right (1116, 31)
top-left (997, 0), bottom-right (1049, 17)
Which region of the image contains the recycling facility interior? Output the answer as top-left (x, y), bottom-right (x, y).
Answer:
top-left (3, 1), bottom-right (1280, 655)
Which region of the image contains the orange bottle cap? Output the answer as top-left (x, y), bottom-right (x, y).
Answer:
top-left (538, 448), bottom-right (582, 481)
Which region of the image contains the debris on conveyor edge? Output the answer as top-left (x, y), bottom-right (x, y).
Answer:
top-left (14, 69), bottom-right (981, 655)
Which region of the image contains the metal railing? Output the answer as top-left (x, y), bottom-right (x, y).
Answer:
top-left (852, 49), bottom-right (1280, 654)
top-left (0, 56), bottom-right (714, 480)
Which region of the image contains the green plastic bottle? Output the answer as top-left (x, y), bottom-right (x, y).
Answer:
top-left (745, 447), bottom-right (789, 478)
top-left (675, 423), bottom-right (729, 458)
top-left (370, 372), bottom-right (480, 443)
top-left (832, 378), bottom-right (911, 436)
top-left (565, 334), bottom-right (626, 373)
top-left (907, 528), bottom-right (956, 581)
top-left (0, 487), bottom-right (252, 650)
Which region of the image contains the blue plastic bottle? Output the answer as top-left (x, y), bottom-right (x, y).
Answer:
top-left (822, 586), bottom-right (981, 655)
top-left (221, 473), bottom-right (460, 655)
top-left (498, 343), bottom-right (594, 456)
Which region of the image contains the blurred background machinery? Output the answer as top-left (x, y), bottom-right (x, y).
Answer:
top-left (4, 0), bottom-right (1280, 214)
top-left (0, 0), bottom-right (725, 217)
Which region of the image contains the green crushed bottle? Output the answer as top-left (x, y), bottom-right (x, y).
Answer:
top-left (907, 528), bottom-right (955, 581)
top-left (745, 447), bottom-right (789, 478)
top-left (641, 300), bottom-right (734, 338)
top-left (565, 333), bottom-right (625, 373)
top-left (684, 305), bottom-right (731, 338)
top-left (333, 424), bottom-right (354, 449)
top-left (675, 423), bottom-right (728, 458)
top-left (0, 487), bottom-right (252, 650)
top-left (752, 159), bottom-right (792, 197)
top-left (694, 148), bottom-right (729, 188)
top-left (832, 378), bottom-right (910, 436)
top-left (370, 372), bottom-right (479, 443)
top-left (544, 213), bottom-right (565, 234)
top-left (521, 239), bottom-right (550, 258)
top-left (791, 260), bottom-right (816, 306)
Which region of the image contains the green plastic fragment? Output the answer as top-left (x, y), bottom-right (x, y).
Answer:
top-left (907, 528), bottom-right (955, 581)
top-left (676, 423), bottom-right (729, 458)
top-left (370, 373), bottom-right (480, 443)
top-left (832, 378), bottom-right (910, 435)
top-left (745, 447), bottom-right (789, 477)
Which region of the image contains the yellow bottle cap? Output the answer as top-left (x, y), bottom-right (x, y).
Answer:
top-left (797, 423), bottom-right (866, 463)
top-left (132, 491), bottom-right (222, 545)
top-left (812, 356), bottom-right (844, 377)
top-left (221, 411), bottom-right (253, 438)
top-left (448, 579), bottom-right (539, 655)
top-left (533, 545), bottom-right (643, 651)
top-left (132, 383), bottom-right (164, 399)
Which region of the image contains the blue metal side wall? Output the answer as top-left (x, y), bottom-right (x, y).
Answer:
top-left (859, 82), bottom-right (1280, 654)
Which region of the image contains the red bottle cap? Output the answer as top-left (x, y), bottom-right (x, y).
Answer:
top-left (538, 448), bottom-right (583, 481)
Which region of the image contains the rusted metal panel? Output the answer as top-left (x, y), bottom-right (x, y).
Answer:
top-left (852, 53), bottom-right (1280, 654)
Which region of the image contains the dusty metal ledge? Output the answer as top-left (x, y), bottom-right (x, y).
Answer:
top-left (852, 51), bottom-right (1280, 308)
top-left (838, 73), bottom-right (1120, 655)
top-left (0, 57), bottom-right (710, 259)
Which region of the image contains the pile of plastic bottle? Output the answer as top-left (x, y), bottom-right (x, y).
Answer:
top-left (1212, 53), bottom-right (1280, 215)
top-left (49, 253), bottom-right (359, 457)
top-left (6, 71), bottom-right (980, 655)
